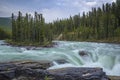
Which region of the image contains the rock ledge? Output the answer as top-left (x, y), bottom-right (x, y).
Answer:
top-left (0, 61), bottom-right (110, 80)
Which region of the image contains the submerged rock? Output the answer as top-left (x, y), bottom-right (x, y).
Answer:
top-left (79, 51), bottom-right (89, 56)
top-left (54, 59), bottom-right (69, 64)
top-left (0, 61), bottom-right (110, 80)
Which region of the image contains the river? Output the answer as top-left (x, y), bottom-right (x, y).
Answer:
top-left (0, 40), bottom-right (120, 76)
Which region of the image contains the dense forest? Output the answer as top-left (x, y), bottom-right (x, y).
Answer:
top-left (10, 11), bottom-right (53, 46)
top-left (48, 0), bottom-right (120, 42)
top-left (0, 0), bottom-right (120, 44)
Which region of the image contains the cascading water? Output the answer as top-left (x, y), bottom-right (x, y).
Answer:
top-left (0, 40), bottom-right (120, 76)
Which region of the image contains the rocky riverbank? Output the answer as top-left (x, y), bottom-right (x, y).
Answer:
top-left (0, 61), bottom-right (112, 80)
top-left (4, 40), bottom-right (58, 49)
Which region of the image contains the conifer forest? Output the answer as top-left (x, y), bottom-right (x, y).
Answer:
top-left (0, 0), bottom-right (120, 79)
top-left (0, 0), bottom-right (120, 45)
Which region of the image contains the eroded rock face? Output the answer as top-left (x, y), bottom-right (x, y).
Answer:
top-left (0, 61), bottom-right (110, 80)
top-left (47, 68), bottom-right (109, 80)
top-left (0, 61), bottom-right (52, 80)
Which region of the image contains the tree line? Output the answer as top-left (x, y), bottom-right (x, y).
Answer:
top-left (0, 0), bottom-right (120, 43)
top-left (11, 11), bottom-right (52, 45)
top-left (49, 0), bottom-right (120, 41)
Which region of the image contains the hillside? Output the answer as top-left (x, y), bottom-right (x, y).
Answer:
top-left (0, 17), bottom-right (11, 31)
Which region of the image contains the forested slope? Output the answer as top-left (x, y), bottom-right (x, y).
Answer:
top-left (0, 0), bottom-right (120, 43)
top-left (49, 0), bottom-right (120, 42)
top-left (0, 17), bottom-right (11, 29)
top-left (10, 11), bottom-right (53, 46)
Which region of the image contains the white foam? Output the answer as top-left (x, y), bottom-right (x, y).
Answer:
top-left (48, 63), bottom-right (76, 70)
top-left (0, 40), bottom-right (120, 76)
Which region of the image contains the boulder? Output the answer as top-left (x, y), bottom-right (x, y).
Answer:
top-left (0, 61), bottom-right (110, 80)
top-left (79, 51), bottom-right (89, 56)
top-left (108, 76), bottom-right (120, 80)
top-left (48, 67), bottom-right (109, 80)
top-left (0, 60), bottom-right (52, 80)
top-left (14, 61), bottom-right (52, 69)
top-left (54, 59), bottom-right (69, 64)
top-left (0, 70), bottom-right (15, 80)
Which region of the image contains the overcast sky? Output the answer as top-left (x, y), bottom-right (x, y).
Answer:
top-left (0, 0), bottom-right (116, 22)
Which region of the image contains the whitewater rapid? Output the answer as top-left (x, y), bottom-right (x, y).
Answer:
top-left (0, 40), bottom-right (120, 76)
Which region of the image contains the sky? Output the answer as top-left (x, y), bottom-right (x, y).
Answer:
top-left (0, 0), bottom-right (116, 22)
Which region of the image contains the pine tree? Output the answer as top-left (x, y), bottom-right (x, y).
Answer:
top-left (12, 13), bottom-right (16, 41)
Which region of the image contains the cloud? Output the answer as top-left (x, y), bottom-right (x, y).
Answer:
top-left (0, 5), bottom-right (13, 17)
top-left (41, 8), bottom-right (70, 23)
top-left (86, 1), bottom-right (97, 6)
top-left (0, 0), bottom-right (116, 22)
top-left (112, 0), bottom-right (116, 2)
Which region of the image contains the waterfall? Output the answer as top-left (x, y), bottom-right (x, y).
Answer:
top-left (0, 40), bottom-right (120, 76)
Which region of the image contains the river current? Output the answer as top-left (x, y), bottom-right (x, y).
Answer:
top-left (0, 40), bottom-right (120, 76)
